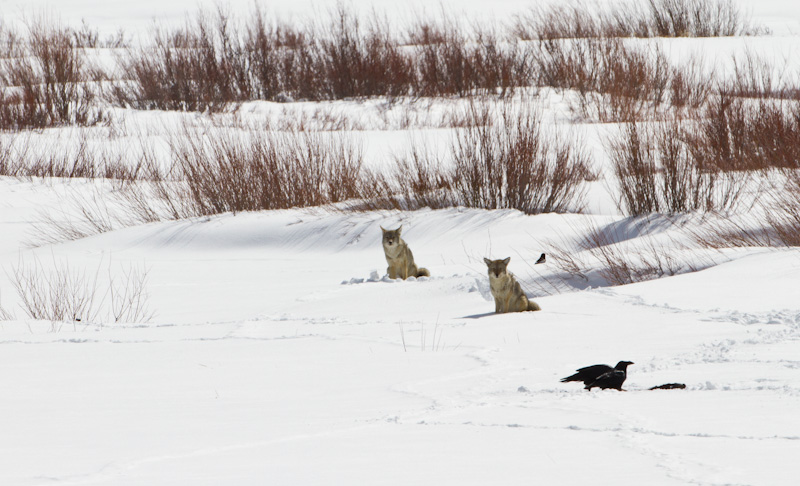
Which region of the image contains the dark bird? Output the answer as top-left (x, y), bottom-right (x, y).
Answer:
top-left (561, 361), bottom-right (634, 390)
top-left (535, 253), bottom-right (546, 265)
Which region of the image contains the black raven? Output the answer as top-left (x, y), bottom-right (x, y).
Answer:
top-left (535, 253), bottom-right (546, 265)
top-left (561, 361), bottom-right (634, 390)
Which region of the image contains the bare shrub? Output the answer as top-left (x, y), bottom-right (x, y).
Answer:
top-left (669, 56), bottom-right (714, 112)
top-left (647, 0), bottom-right (760, 37)
top-left (318, 7), bottom-right (414, 99)
top-left (23, 128), bottom-right (368, 240)
top-left (410, 16), bottom-right (530, 98)
top-left (468, 26), bottom-right (531, 98)
top-left (112, 5), bottom-right (534, 109)
top-left (166, 124), bottom-right (366, 215)
top-left (451, 102), bottom-right (591, 213)
top-left (688, 93), bottom-right (800, 171)
top-left (412, 17), bottom-right (469, 97)
top-left (727, 51), bottom-right (783, 99)
top-left (389, 100), bottom-right (592, 214)
top-left (587, 41), bottom-right (670, 122)
top-left (243, 7), bottom-right (305, 101)
top-left (8, 255), bottom-right (153, 324)
top-left (113, 6), bottom-right (414, 108)
top-left (0, 22), bottom-right (25, 58)
top-left (512, 0), bottom-right (764, 40)
top-left (0, 129), bottom-right (151, 181)
top-left (533, 39), bottom-right (671, 122)
top-left (511, 1), bottom-right (629, 40)
top-left (378, 141), bottom-right (454, 210)
top-left (514, 1), bottom-right (663, 40)
top-left (533, 38), bottom-right (601, 93)
top-left (609, 123), bottom-right (660, 214)
top-left (608, 119), bottom-right (749, 215)
top-left (112, 8), bottom-right (247, 112)
top-left (0, 22), bottom-right (103, 129)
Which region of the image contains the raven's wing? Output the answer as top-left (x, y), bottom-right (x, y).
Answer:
top-left (587, 369), bottom-right (626, 390)
top-left (561, 364), bottom-right (612, 384)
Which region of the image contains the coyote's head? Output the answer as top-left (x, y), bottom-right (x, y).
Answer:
top-left (484, 257), bottom-right (511, 278)
top-left (381, 226), bottom-right (402, 247)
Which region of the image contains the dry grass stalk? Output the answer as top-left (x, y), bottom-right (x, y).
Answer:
top-left (543, 217), bottom-right (715, 289)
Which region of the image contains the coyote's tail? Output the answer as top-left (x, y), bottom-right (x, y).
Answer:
top-left (417, 268), bottom-right (430, 278)
top-left (528, 301), bottom-right (542, 311)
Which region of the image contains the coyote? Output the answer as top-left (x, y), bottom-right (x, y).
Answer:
top-left (381, 226), bottom-right (430, 279)
top-left (483, 257), bottom-right (541, 313)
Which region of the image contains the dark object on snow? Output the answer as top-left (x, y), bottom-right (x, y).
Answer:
top-left (561, 361), bottom-right (634, 390)
top-left (649, 383), bottom-right (686, 390)
top-left (535, 253), bottom-right (546, 264)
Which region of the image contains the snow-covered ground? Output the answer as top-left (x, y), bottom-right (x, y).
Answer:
top-left (1, 1), bottom-right (800, 485)
top-left (2, 181), bottom-right (798, 485)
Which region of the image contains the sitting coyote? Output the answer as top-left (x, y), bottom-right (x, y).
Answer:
top-left (484, 257), bottom-right (541, 313)
top-left (381, 226), bottom-right (430, 279)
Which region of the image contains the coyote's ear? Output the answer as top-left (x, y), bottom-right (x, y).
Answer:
top-left (397, 225), bottom-right (402, 234)
top-left (502, 257), bottom-right (511, 265)
top-left (483, 257), bottom-right (492, 266)
top-left (380, 226), bottom-right (386, 232)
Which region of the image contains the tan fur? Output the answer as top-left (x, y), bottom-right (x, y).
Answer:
top-left (483, 257), bottom-right (541, 313)
top-left (381, 226), bottom-right (430, 279)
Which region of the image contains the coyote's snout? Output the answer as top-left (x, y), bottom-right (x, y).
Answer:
top-left (381, 226), bottom-right (430, 280)
top-left (483, 257), bottom-right (541, 313)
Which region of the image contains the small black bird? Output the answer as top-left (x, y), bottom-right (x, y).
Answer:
top-left (535, 253), bottom-right (546, 265)
top-left (561, 361), bottom-right (634, 391)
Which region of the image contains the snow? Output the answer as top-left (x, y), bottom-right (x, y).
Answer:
top-left (1, 1), bottom-right (800, 485)
top-left (2, 198), bottom-right (798, 485)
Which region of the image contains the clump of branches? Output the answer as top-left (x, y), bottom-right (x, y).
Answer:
top-left (668, 56), bottom-right (715, 112)
top-left (533, 38), bottom-right (676, 122)
top-left (111, 5), bottom-right (532, 111)
top-left (512, 0), bottom-right (765, 40)
top-left (448, 102), bottom-right (592, 213)
top-left (316, 7), bottom-right (415, 100)
top-left (646, 0), bottom-right (762, 37)
top-left (608, 119), bottom-right (749, 216)
top-left (111, 8), bottom-right (253, 112)
top-left (384, 100), bottom-right (593, 214)
top-left (410, 16), bottom-right (531, 98)
top-left (689, 93), bottom-right (800, 172)
top-left (0, 129), bottom-right (150, 181)
top-left (0, 22), bottom-right (104, 129)
top-left (164, 124), bottom-right (366, 215)
top-left (512, 1), bottom-right (625, 40)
